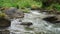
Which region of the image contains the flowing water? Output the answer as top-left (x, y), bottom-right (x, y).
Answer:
top-left (0, 10), bottom-right (60, 34)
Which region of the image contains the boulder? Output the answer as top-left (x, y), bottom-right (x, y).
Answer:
top-left (4, 7), bottom-right (17, 15)
top-left (13, 9), bottom-right (24, 18)
top-left (4, 7), bottom-right (24, 19)
top-left (0, 17), bottom-right (11, 27)
top-left (43, 16), bottom-right (58, 23)
top-left (20, 22), bottom-right (33, 26)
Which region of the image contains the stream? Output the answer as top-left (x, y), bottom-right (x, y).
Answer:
top-left (0, 10), bottom-right (60, 34)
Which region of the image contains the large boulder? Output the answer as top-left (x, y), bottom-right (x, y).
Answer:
top-left (13, 9), bottom-right (24, 18)
top-left (0, 17), bottom-right (11, 27)
top-left (56, 15), bottom-right (60, 20)
top-left (4, 7), bottom-right (24, 19)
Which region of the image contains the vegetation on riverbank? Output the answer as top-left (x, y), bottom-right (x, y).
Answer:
top-left (0, 0), bottom-right (60, 17)
top-left (0, 0), bottom-right (42, 8)
top-left (0, 0), bottom-right (60, 11)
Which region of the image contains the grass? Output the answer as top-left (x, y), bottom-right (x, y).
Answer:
top-left (0, 0), bottom-right (60, 11)
top-left (0, 0), bottom-right (42, 8)
top-left (0, 0), bottom-right (42, 13)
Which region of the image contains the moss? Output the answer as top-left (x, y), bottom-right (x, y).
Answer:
top-left (0, 12), bottom-right (6, 18)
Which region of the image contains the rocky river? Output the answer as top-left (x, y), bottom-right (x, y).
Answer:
top-left (0, 10), bottom-right (60, 34)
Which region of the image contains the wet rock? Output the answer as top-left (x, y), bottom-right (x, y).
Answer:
top-left (0, 17), bottom-right (11, 27)
top-left (43, 16), bottom-right (58, 23)
top-left (4, 7), bottom-right (24, 19)
top-left (20, 22), bottom-right (33, 26)
top-left (52, 21), bottom-right (60, 23)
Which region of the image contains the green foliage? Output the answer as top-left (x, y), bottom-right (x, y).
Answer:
top-left (53, 3), bottom-right (60, 11)
top-left (0, 0), bottom-right (60, 11)
top-left (0, 0), bottom-right (42, 8)
top-left (17, 0), bottom-right (31, 8)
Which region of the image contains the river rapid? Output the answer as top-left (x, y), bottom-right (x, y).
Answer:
top-left (0, 10), bottom-right (60, 34)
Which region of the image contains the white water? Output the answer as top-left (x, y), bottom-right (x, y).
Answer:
top-left (1, 10), bottom-right (60, 34)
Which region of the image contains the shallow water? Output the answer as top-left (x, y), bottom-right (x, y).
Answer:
top-left (0, 10), bottom-right (60, 34)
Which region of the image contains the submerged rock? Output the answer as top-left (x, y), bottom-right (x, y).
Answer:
top-left (52, 21), bottom-right (60, 23)
top-left (20, 22), bottom-right (33, 26)
top-left (0, 17), bottom-right (11, 27)
top-left (43, 16), bottom-right (58, 23)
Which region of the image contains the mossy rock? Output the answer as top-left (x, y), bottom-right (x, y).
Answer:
top-left (31, 5), bottom-right (41, 10)
top-left (0, 17), bottom-right (11, 27)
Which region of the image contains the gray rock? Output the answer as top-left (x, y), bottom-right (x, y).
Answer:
top-left (13, 9), bottom-right (24, 18)
top-left (4, 7), bottom-right (17, 15)
top-left (4, 7), bottom-right (24, 19)
top-left (20, 22), bottom-right (33, 26)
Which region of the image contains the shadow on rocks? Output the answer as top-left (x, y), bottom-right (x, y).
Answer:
top-left (20, 22), bottom-right (33, 27)
top-left (42, 16), bottom-right (60, 24)
top-left (0, 17), bottom-right (11, 28)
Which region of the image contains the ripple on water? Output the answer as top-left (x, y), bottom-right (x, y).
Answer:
top-left (2, 11), bottom-right (60, 34)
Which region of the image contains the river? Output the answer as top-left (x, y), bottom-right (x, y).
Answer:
top-left (0, 10), bottom-right (60, 34)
